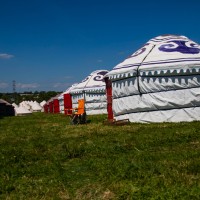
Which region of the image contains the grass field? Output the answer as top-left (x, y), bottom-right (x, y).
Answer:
top-left (0, 113), bottom-right (199, 199)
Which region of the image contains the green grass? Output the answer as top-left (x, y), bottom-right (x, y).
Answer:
top-left (0, 113), bottom-right (199, 199)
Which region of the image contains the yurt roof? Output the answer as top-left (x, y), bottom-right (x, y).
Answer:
top-left (12, 103), bottom-right (18, 108)
top-left (40, 100), bottom-right (46, 107)
top-left (46, 93), bottom-right (61, 104)
top-left (58, 83), bottom-right (78, 100)
top-left (0, 99), bottom-right (11, 105)
top-left (106, 35), bottom-right (200, 80)
top-left (70, 70), bottom-right (109, 94)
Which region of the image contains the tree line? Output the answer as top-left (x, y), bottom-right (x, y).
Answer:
top-left (0, 91), bottom-right (61, 105)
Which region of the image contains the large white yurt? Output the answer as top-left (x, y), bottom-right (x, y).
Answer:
top-left (70, 70), bottom-right (109, 115)
top-left (104, 34), bottom-right (200, 123)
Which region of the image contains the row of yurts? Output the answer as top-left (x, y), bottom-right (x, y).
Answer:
top-left (39, 34), bottom-right (200, 123)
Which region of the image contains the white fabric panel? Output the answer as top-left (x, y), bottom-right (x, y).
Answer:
top-left (113, 87), bottom-right (200, 115)
top-left (72, 94), bottom-right (84, 104)
top-left (58, 99), bottom-right (64, 113)
top-left (72, 101), bottom-right (107, 115)
top-left (111, 74), bottom-right (200, 98)
top-left (112, 77), bottom-right (139, 98)
top-left (85, 93), bottom-right (107, 103)
top-left (85, 102), bottom-right (107, 111)
top-left (71, 93), bottom-right (107, 115)
top-left (72, 103), bottom-right (78, 109)
top-left (140, 75), bottom-right (200, 93)
top-left (60, 107), bottom-right (64, 114)
top-left (115, 106), bottom-right (200, 123)
top-left (87, 109), bottom-right (107, 115)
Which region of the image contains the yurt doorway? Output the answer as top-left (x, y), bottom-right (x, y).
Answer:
top-left (64, 93), bottom-right (72, 115)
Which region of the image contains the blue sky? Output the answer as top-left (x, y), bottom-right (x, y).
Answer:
top-left (0, 0), bottom-right (200, 92)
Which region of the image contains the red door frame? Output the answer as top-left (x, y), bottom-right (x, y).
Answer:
top-left (105, 77), bottom-right (114, 121)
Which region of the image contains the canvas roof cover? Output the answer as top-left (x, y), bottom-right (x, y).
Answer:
top-left (58, 83), bottom-right (78, 100)
top-left (106, 35), bottom-right (200, 79)
top-left (70, 70), bottom-right (109, 94)
top-left (0, 99), bottom-right (11, 105)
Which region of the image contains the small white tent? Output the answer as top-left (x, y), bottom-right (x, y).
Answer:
top-left (15, 106), bottom-right (32, 116)
top-left (19, 101), bottom-right (31, 111)
top-left (105, 34), bottom-right (200, 123)
top-left (70, 70), bottom-right (109, 115)
top-left (30, 101), bottom-right (42, 112)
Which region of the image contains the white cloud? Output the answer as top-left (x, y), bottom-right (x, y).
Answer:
top-left (16, 83), bottom-right (40, 89)
top-left (0, 53), bottom-right (14, 59)
top-left (0, 82), bottom-right (9, 88)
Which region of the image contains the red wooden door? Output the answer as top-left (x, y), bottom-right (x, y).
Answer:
top-left (49, 102), bottom-right (53, 113)
top-left (44, 104), bottom-right (48, 113)
top-left (64, 93), bottom-right (72, 115)
top-left (53, 99), bottom-right (60, 113)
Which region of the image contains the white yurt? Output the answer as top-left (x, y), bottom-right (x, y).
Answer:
top-left (104, 34), bottom-right (200, 123)
top-left (70, 70), bottom-right (109, 115)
